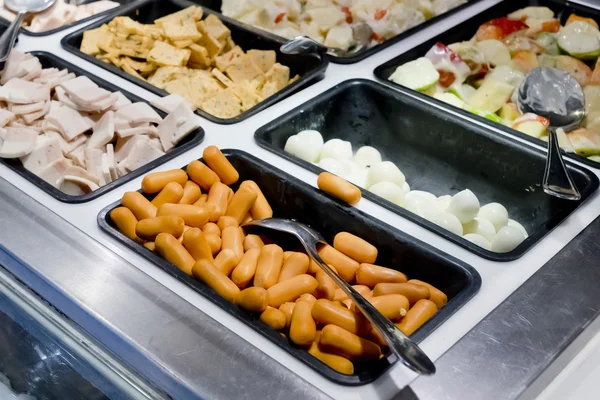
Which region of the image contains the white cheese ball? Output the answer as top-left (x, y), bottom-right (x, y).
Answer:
top-left (437, 195), bottom-right (452, 212)
top-left (463, 233), bottom-right (492, 250)
top-left (491, 225), bottom-right (525, 253)
top-left (367, 161), bottom-right (405, 188)
top-left (369, 182), bottom-right (405, 205)
top-left (507, 219), bottom-right (528, 239)
top-left (318, 158), bottom-right (346, 177)
top-left (339, 159), bottom-right (361, 178)
top-left (431, 212), bottom-right (464, 236)
top-left (319, 138), bottom-right (353, 161)
top-left (297, 130), bottom-right (324, 148)
top-left (478, 202), bottom-right (509, 231)
top-left (346, 168), bottom-right (369, 188)
top-left (447, 189), bottom-right (480, 224)
top-left (404, 195), bottom-right (440, 222)
top-left (462, 218), bottom-right (496, 241)
top-left (285, 135), bottom-right (320, 163)
top-left (354, 146), bottom-right (382, 168)
top-left (405, 190), bottom-right (437, 203)
top-left (402, 182), bottom-right (411, 194)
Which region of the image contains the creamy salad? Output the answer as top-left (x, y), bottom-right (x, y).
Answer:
top-left (389, 6), bottom-right (600, 163)
top-left (221, 0), bottom-right (466, 51)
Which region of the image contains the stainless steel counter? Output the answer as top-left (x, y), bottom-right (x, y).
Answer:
top-left (2, 166), bottom-right (600, 400)
top-left (0, 177), bottom-right (327, 400)
top-left (400, 214), bottom-right (600, 400)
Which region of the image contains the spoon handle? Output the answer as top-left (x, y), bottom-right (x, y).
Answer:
top-left (280, 36), bottom-right (328, 57)
top-left (543, 127), bottom-right (581, 201)
top-left (0, 10), bottom-right (25, 63)
top-left (305, 245), bottom-right (436, 375)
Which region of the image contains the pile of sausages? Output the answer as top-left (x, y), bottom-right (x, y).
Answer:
top-left (109, 146), bottom-right (446, 375)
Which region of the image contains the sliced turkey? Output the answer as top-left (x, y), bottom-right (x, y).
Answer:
top-left (38, 158), bottom-right (73, 188)
top-left (0, 127), bottom-right (38, 158)
top-left (116, 102), bottom-right (162, 125)
top-left (157, 103), bottom-right (200, 151)
top-left (21, 136), bottom-right (63, 174)
top-left (150, 94), bottom-right (195, 114)
top-left (46, 105), bottom-right (93, 140)
top-left (88, 110), bottom-right (114, 149)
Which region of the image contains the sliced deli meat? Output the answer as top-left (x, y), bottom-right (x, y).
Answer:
top-left (46, 105), bottom-right (94, 141)
top-left (0, 52), bottom-right (200, 196)
top-left (116, 102), bottom-right (163, 125)
top-left (157, 103), bottom-right (200, 151)
top-left (0, 127), bottom-right (38, 158)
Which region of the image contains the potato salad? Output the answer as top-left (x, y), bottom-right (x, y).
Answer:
top-left (221, 0), bottom-right (466, 51)
top-left (389, 6), bottom-right (600, 163)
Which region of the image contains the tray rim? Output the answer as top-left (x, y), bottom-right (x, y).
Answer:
top-left (97, 148), bottom-right (483, 386)
top-left (59, 0), bottom-right (329, 125)
top-left (253, 78), bottom-right (600, 262)
top-left (372, 0), bottom-right (600, 170)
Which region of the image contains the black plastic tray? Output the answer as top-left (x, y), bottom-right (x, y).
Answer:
top-left (254, 79), bottom-right (600, 262)
top-left (184, 0), bottom-right (483, 64)
top-left (1, 0), bottom-right (135, 37)
top-left (61, 0), bottom-right (328, 125)
top-left (97, 149), bottom-right (481, 386)
top-left (374, 0), bottom-right (600, 170)
top-left (0, 51), bottom-right (204, 204)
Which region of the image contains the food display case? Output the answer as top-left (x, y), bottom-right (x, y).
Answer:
top-left (1, 0), bottom-right (600, 399)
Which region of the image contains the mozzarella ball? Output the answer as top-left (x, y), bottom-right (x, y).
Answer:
top-left (285, 135), bottom-right (319, 162)
top-left (318, 158), bottom-right (346, 177)
top-left (346, 168), bottom-right (369, 188)
top-left (367, 161), bottom-right (405, 188)
top-left (319, 138), bottom-right (353, 161)
top-left (297, 130), bottom-right (324, 148)
top-left (507, 219), bottom-right (528, 239)
top-left (405, 190), bottom-right (437, 203)
top-left (369, 182), bottom-right (405, 205)
top-left (404, 195), bottom-right (440, 222)
top-left (491, 225), bottom-right (525, 253)
top-left (463, 233), bottom-right (491, 250)
top-left (402, 182), bottom-right (411, 194)
top-left (478, 203), bottom-right (509, 231)
top-left (437, 195), bottom-right (452, 212)
top-left (431, 212), bottom-right (464, 236)
top-left (354, 146), bottom-right (382, 168)
top-left (448, 189), bottom-right (480, 224)
top-left (462, 218), bottom-right (496, 241)
top-left (339, 159), bottom-right (361, 178)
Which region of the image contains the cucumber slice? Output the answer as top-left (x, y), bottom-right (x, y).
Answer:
top-left (536, 32), bottom-right (560, 55)
top-left (468, 78), bottom-right (515, 113)
top-left (537, 53), bottom-right (556, 67)
top-left (449, 83), bottom-right (477, 102)
top-left (467, 108), bottom-right (506, 124)
top-left (557, 21), bottom-right (600, 60)
top-left (389, 57), bottom-right (440, 91)
top-left (433, 92), bottom-right (465, 108)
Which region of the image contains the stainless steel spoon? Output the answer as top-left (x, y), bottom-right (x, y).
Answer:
top-left (242, 218), bottom-right (436, 375)
top-left (280, 23), bottom-right (373, 58)
top-left (0, 0), bottom-right (56, 63)
top-left (517, 67), bottom-right (583, 201)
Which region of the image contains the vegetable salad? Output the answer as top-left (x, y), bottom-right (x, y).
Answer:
top-left (389, 6), bottom-right (600, 163)
top-left (221, 0), bottom-right (466, 51)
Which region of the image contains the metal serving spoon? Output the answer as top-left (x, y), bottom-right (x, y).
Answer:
top-left (517, 67), bottom-right (583, 201)
top-left (0, 0), bottom-right (56, 63)
top-left (280, 23), bottom-right (373, 58)
top-left (242, 218), bottom-right (436, 375)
